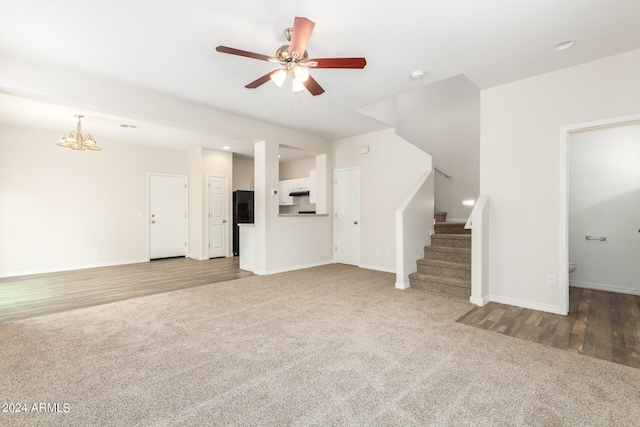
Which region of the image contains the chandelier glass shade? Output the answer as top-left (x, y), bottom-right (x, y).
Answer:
top-left (56, 114), bottom-right (101, 151)
top-left (270, 63), bottom-right (310, 92)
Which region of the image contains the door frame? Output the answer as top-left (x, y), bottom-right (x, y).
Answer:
top-left (333, 166), bottom-right (361, 266)
top-left (559, 112), bottom-right (640, 314)
top-left (207, 175), bottom-right (229, 259)
top-left (146, 172), bottom-right (189, 261)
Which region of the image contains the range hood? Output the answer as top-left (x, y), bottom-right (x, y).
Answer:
top-left (289, 190), bottom-right (310, 197)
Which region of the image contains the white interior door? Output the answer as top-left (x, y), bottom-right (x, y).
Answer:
top-left (334, 167), bottom-right (360, 266)
top-left (149, 174), bottom-right (187, 259)
top-left (208, 176), bottom-right (227, 258)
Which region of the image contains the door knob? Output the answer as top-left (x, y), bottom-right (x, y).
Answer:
top-left (152, 220), bottom-right (156, 224)
top-left (223, 219), bottom-right (228, 223)
top-left (354, 221), bottom-right (358, 225)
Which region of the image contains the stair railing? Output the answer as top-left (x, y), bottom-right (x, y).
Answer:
top-left (434, 165), bottom-right (451, 178)
top-left (465, 194), bottom-right (490, 306)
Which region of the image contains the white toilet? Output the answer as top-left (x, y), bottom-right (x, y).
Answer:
top-left (569, 262), bottom-right (577, 273)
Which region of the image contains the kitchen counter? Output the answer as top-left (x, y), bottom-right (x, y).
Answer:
top-left (238, 224), bottom-right (254, 272)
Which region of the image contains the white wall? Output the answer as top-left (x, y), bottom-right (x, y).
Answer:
top-left (254, 140), bottom-right (333, 275)
top-left (396, 75), bottom-right (480, 221)
top-left (568, 124), bottom-right (640, 295)
top-left (188, 147), bottom-right (233, 259)
top-left (279, 157), bottom-right (315, 180)
top-left (333, 128), bottom-right (432, 272)
top-left (481, 48), bottom-right (640, 313)
top-left (188, 148), bottom-right (203, 259)
top-left (232, 156), bottom-right (254, 191)
top-left (0, 123), bottom-right (188, 277)
top-left (395, 170), bottom-right (434, 288)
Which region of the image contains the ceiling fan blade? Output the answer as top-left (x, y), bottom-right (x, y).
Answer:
top-left (303, 75), bottom-right (325, 96)
top-left (288, 17), bottom-right (315, 59)
top-left (245, 70), bottom-right (279, 89)
top-left (216, 46), bottom-right (275, 62)
top-left (308, 57), bottom-right (367, 69)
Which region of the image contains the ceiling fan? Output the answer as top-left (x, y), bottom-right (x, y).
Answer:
top-left (216, 17), bottom-right (367, 96)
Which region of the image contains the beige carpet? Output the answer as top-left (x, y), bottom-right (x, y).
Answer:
top-left (1, 264), bottom-right (639, 426)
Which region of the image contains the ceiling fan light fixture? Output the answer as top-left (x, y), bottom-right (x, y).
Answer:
top-left (292, 77), bottom-right (306, 93)
top-left (270, 69), bottom-right (288, 88)
top-left (216, 16), bottom-right (366, 97)
top-left (293, 66), bottom-right (310, 82)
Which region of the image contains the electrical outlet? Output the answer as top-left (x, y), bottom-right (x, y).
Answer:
top-left (547, 274), bottom-right (556, 286)
top-left (292, 249), bottom-right (297, 256)
top-left (375, 250), bottom-right (380, 257)
top-left (387, 251), bottom-right (391, 258)
top-left (94, 247), bottom-right (100, 254)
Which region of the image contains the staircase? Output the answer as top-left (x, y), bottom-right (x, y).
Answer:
top-left (408, 211), bottom-right (471, 299)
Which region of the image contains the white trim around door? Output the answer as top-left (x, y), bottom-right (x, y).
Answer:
top-left (559, 112), bottom-right (640, 315)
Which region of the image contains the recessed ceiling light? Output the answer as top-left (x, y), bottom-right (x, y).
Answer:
top-left (552, 40), bottom-right (574, 51)
top-left (410, 70), bottom-right (425, 80)
top-left (222, 146), bottom-right (230, 150)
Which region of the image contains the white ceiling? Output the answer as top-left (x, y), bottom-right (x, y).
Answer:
top-left (2, 0), bottom-right (640, 154)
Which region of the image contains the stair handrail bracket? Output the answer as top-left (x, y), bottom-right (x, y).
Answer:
top-left (468, 194), bottom-right (490, 306)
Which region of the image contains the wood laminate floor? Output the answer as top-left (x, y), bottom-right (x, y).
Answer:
top-left (457, 286), bottom-right (640, 369)
top-left (0, 257), bottom-right (253, 323)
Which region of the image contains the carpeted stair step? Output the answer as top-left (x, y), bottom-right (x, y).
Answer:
top-left (431, 234), bottom-right (471, 249)
top-left (416, 258), bottom-right (470, 281)
top-left (434, 211), bottom-right (448, 222)
top-left (408, 272), bottom-right (470, 299)
top-left (434, 221), bottom-right (471, 235)
top-left (423, 246), bottom-right (471, 264)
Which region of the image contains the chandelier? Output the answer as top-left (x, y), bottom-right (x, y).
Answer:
top-left (56, 114), bottom-right (101, 151)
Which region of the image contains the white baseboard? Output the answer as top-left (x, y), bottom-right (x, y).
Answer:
top-left (489, 294), bottom-right (565, 315)
top-left (359, 264), bottom-right (396, 274)
top-left (470, 295), bottom-right (490, 306)
top-left (258, 260), bottom-right (334, 276)
top-left (0, 258), bottom-right (149, 278)
top-left (395, 282), bottom-right (410, 290)
top-left (570, 280), bottom-right (640, 297)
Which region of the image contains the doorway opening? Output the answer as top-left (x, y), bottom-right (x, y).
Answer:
top-left (560, 114), bottom-right (640, 314)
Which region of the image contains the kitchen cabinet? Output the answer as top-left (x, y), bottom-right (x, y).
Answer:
top-left (279, 180), bottom-right (299, 206)
top-left (290, 178), bottom-right (310, 192)
top-left (279, 177), bottom-right (311, 205)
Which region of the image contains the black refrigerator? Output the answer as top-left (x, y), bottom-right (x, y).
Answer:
top-left (233, 190), bottom-right (254, 256)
